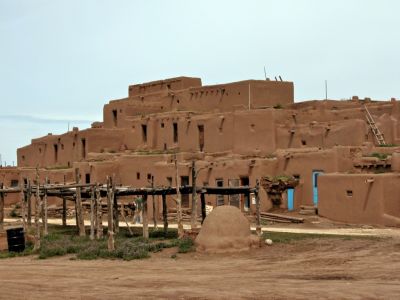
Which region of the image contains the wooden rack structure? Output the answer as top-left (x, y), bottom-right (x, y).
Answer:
top-left (0, 172), bottom-right (262, 251)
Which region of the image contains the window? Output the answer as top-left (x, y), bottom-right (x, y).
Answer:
top-left (10, 180), bottom-right (19, 187)
top-left (166, 177), bottom-right (173, 186)
top-left (347, 190), bottom-right (353, 197)
top-left (142, 124), bottom-right (147, 143)
top-left (161, 122), bottom-right (165, 128)
top-left (181, 176), bottom-right (189, 207)
top-left (112, 110), bottom-right (118, 127)
top-left (81, 138), bottom-right (86, 159)
top-left (173, 123), bottom-right (178, 143)
top-left (216, 179), bottom-right (224, 206)
top-left (85, 173), bottom-right (90, 184)
top-left (301, 140), bottom-right (307, 146)
top-left (54, 144), bottom-right (58, 163)
top-left (198, 125), bottom-right (204, 152)
top-left (147, 173), bottom-right (152, 180)
top-left (136, 172), bottom-right (140, 180)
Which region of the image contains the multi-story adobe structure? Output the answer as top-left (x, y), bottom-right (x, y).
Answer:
top-left (2, 76), bottom-right (400, 226)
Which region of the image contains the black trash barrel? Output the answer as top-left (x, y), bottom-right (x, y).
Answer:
top-left (6, 227), bottom-right (25, 252)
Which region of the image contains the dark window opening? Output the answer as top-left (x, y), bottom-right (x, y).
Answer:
top-left (112, 109), bottom-right (118, 127)
top-left (142, 124), bottom-right (147, 143)
top-left (81, 138), bottom-right (86, 159)
top-left (216, 178), bottom-right (224, 206)
top-left (301, 140), bottom-right (307, 146)
top-left (240, 177), bottom-right (250, 211)
top-left (181, 176), bottom-right (189, 207)
top-left (293, 174), bottom-right (300, 180)
top-left (85, 173), bottom-right (91, 184)
top-left (164, 143), bottom-right (167, 151)
top-left (147, 173), bottom-right (152, 180)
top-left (198, 125), bottom-right (204, 152)
top-left (347, 190), bottom-right (353, 197)
top-left (173, 123), bottom-right (178, 143)
top-left (161, 122), bottom-right (165, 128)
top-left (166, 177), bottom-right (172, 186)
top-left (10, 180), bottom-right (19, 187)
top-left (54, 144), bottom-right (58, 163)
top-left (136, 172), bottom-right (141, 180)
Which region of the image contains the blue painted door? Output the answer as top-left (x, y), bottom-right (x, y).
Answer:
top-left (312, 171), bottom-right (324, 206)
top-left (287, 188), bottom-right (294, 211)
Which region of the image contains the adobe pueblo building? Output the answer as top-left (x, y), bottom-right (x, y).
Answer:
top-left (2, 76), bottom-right (400, 227)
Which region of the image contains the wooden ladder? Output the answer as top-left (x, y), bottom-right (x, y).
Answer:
top-left (364, 104), bottom-right (386, 146)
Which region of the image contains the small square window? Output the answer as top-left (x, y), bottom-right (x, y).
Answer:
top-left (346, 190), bottom-right (353, 197)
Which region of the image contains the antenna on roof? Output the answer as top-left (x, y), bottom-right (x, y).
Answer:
top-left (274, 76), bottom-right (278, 81)
top-left (325, 80), bottom-right (328, 100)
top-left (279, 75), bottom-right (283, 82)
top-left (263, 66), bottom-right (267, 80)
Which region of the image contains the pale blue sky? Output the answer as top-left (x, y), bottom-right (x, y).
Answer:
top-left (1, 0), bottom-right (400, 164)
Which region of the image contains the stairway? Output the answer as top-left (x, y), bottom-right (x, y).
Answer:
top-left (364, 104), bottom-right (386, 146)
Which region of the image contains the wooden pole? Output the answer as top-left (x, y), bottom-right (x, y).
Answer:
top-left (62, 175), bottom-right (67, 226)
top-left (0, 183), bottom-right (4, 231)
top-left (151, 176), bottom-right (158, 230)
top-left (142, 194), bottom-right (149, 239)
top-left (255, 179), bottom-right (261, 236)
top-left (120, 202), bottom-right (133, 236)
top-left (174, 155), bottom-right (184, 238)
top-left (201, 193), bottom-right (206, 224)
top-left (96, 185), bottom-right (103, 239)
top-left (162, 194), bottom-right (168, 236)
top-left (90, 186), bottom-right (95, 240)
top-left (42, 177), bottom-right (48, 236)
top-left (33, 168), bottom-right (41, 251)
top-left (62, 197), bottom-right (67, 226)
top-left (191, 160), bottom-right (198, 229)
top-left (27, 180), bottom-right (32, 226)
top-left (20, 180), bottom-right (27, 232)
top-left (112, 179), bottom-right (119, 234)
top-left (107, 176), bottom-right (115, 251)
top-left (75, 168), bottom-right (86, 236)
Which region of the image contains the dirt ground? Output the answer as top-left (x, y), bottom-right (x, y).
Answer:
top-left (1, 236), bottom-right (400, 300)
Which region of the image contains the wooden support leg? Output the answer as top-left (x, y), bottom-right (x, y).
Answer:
top-left (90, 187), bottom-right (95, 240)
top-left (107, 177), bottom-right (115, 251)
top-left (162, 194), bottom-right (168, 236)
top-left (255, 179), bottom-right (261, 237)
top-left (96, 187), bottom-right (103, 239)
top-left (20, 182), bottom-right (26, 232)
top-left (75, 168), bottom-right (86, 237)
top-left (33, 170), bottom-right (41, 251)
top-left (27, 181), bottom-right (32, 226)
top-left (143, 194), bottom-right (149, 239)
top-left (62, 197), bottom-right (67, 226)
top-left (201, 193), bottom-right (206, 224)
top-left (113, 194), bottom-right (119, 234)
top-left (43, 177), bottom-right (48, 237)
top-left (0, 184), bottom-right (4, 231)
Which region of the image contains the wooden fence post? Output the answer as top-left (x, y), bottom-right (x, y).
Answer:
top-left (112, 180), bottom-right (119, 234)
top-left (20, 180), bottom-right (27, 232)
top-left (107, 177), bottom-right (115, 251)
top-left (27, 180), bottom-right (32, 226)
top-left (191, 160), bottom-right (198, 229)
top-left (90, 186), bottom-right (95, 240)
top-left (75, 168), bottom-right (86, 236)
top-left (201, 193), bottom-right (206, 224)
top-left (33, 168), bottom-right (41, 251)
top-left (162, 194), bottom-right (168, 236)
top-left (62, 175), bottom-right (67, 226)
top-left (143, 194), bottom-right (149, 239)
top-left (0, 183), bottom-right (4, 231)
top-left (255, 179), bottom-right (261, 236)
top-left (151, 176), bottom-right (158, 230)
top-left (174, 155), bottom-right (184, 238)
top-left (43, 177), bottom-right (48, 236)
top-left (96, 185), bottom-right (103, 239)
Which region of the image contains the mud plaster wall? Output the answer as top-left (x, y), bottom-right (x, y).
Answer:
top-left (318, 174), bottom-right (400, 226)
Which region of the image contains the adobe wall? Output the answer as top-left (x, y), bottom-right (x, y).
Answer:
top-left (318, 173), bottom-right (400, 226)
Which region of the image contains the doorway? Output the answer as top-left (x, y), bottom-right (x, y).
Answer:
top-left (312, 170), bottom-right (324, 206)
top-left (287, 188), bottom-right (294, 211)
top-left (240, 177), bottom-right (250, 212)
